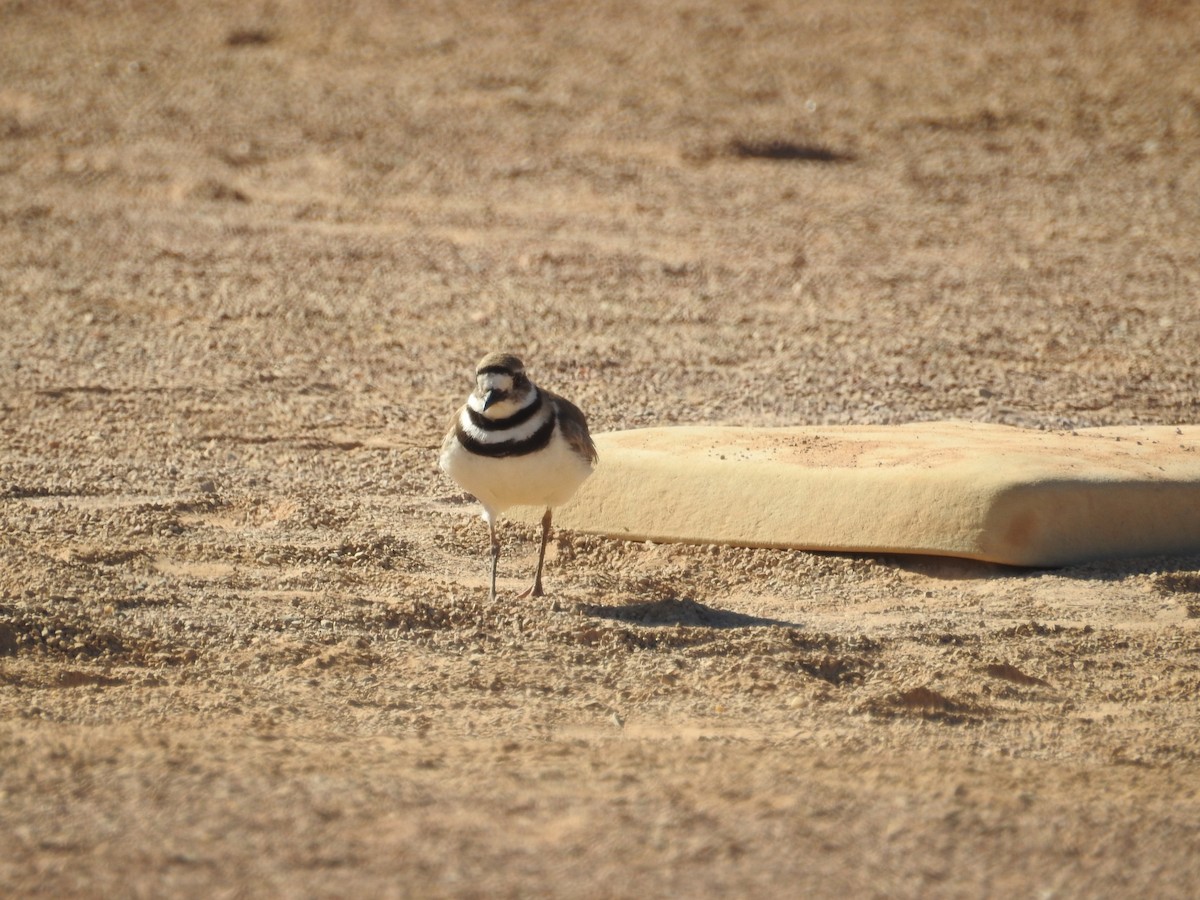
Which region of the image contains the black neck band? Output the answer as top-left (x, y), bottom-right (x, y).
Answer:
top-left (467, 390), bottom-right (542, 431)
top-left (456, 412), bottom-right (556, 458)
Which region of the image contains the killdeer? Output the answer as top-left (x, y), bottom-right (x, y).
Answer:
top-left (440, 353), bottom-right (597, 601)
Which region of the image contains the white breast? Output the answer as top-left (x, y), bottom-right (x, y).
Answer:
top-left (440, 424), bottom-right (594, 517)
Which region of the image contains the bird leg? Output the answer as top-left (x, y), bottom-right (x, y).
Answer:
top-left (487, 513), bottom-right (500, 602)
top-left (518, 508), bottom-right (552, 599)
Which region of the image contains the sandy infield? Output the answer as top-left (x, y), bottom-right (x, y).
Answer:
top-left (2, 2), bottom-right (1199, 897)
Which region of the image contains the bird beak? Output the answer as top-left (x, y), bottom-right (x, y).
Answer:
top-left (482, 389), bottom-right (502, 411)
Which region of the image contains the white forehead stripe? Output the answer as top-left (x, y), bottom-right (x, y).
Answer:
top-left (479, 373), bottom-right (514, 392)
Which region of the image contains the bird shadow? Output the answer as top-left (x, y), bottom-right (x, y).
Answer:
top-left (727, 138), bottom-right (855, 163)
top-left (580, 596), bottom-right (801, 629)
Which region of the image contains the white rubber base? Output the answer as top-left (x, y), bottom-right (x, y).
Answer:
top-left (513, 422), bottom-right (1200, 567)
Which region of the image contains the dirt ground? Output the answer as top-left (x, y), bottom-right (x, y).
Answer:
top-left (2, 1), bottom-right (1200, 896)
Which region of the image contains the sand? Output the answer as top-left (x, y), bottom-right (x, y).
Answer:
top-left (2, 1), bottom-right (1200, 897)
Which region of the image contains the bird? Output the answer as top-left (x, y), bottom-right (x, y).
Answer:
top-left (439, 352), bottom-right (597, 601)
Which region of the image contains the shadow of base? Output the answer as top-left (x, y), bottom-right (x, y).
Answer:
top-left (868, 549), bottom-right (1200, 583)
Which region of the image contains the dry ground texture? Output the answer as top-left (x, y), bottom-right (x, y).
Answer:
top-left (3, 0), bottom-right (1200, 896)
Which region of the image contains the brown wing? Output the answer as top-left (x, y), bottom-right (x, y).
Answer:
top-left (547, 390), bottom-right (598, 466)
top-left (440, 404), bottom-right (466, 458)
